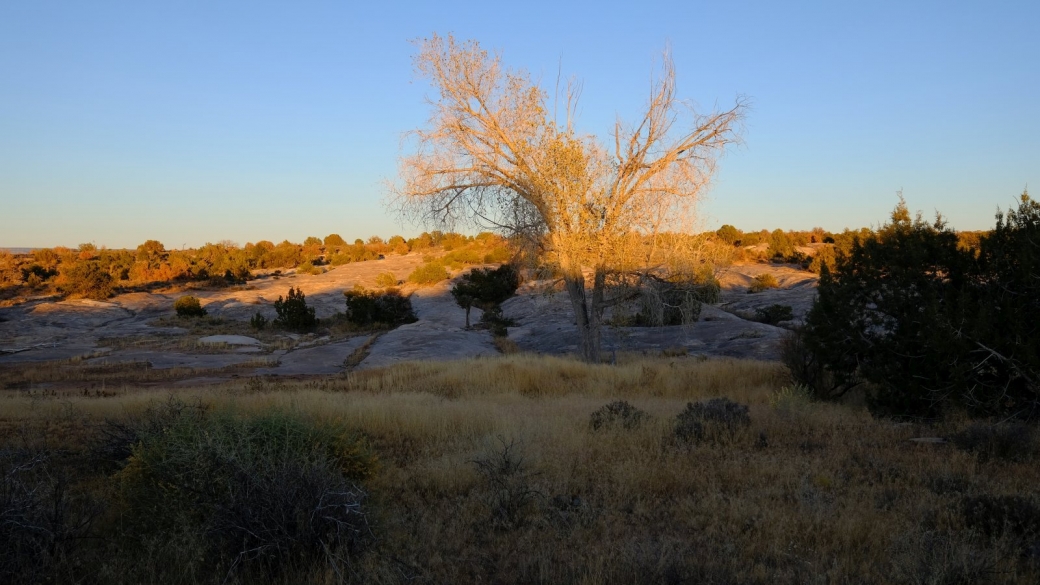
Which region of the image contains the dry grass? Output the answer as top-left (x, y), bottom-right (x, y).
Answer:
top-left (1, 355), bottom-right (1037, 584)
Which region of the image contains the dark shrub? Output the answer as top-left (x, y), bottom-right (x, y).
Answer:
top-left (478, 305), bottom-right (516, 337)
top-left (249, 312), bottom-right (268, 331)
top-left (20, 264), bottom-right (56, 284)
top-left (589, 401), bottom-right (649, 431)
top-left (780, 328), bottom-right (845, 401)
top-left (961, 494), bottom-right (1040, 540)
top-left (343, 288), bottom-right (417, 328)
top-left (674, 398), bottom-right (751, 444)
top-left (1, 445), bottom-right (97, 584)
top-left (800, 194), bottom-right (1040, 420)
top-left (754, 304), bottom-right (793, 325)
top-left (472, 438), bottom-right (539, 529)
top-left (114, 406), bottom-right (375, 579)
top-left (273, 287), bottom-right (317, 332)
top-left (174, 295), bottom-right (207, 317)
top-left (451, 264), bottom-right (521, 328)
top-left (950, 423), bottom-right (1036, 463)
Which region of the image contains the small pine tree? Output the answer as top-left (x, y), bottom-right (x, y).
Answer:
top-left (273, 287), bottom-right (317, 332)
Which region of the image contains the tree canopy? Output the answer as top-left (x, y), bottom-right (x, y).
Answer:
top-left (392, 34), bottom-right (746, 360)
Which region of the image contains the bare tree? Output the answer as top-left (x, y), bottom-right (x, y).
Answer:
top-left (391, 34), bottom-right (746, 361)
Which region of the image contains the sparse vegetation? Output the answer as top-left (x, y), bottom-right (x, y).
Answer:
top-left (2, 355), bottom-right (1036, 583)
top-left (747, 272), bottom-right (779, 293)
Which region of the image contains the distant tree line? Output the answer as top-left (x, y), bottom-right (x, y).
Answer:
top-left (707, 222), bottom-right (987, 274)
top-left (0, 231), bottom-right (511, 302)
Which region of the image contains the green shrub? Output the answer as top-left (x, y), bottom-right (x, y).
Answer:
top-left (754, 304), bottom-right (793, 325)
top-left (483, 245), bottom-right (512, 263)
top-left (59, 261), bottom-right (115, 300)
top-left (716, 224), bottom-right (742, 246)
top-left (747, 273), bottom-right (779, 293)
top-left (374, 271), bottom-right (398, 288)
top-left (343, 287), bottom-right (417, 327)
top-left (408, 261), bottom-right (449, 285)
top-left (807, 245), bottom-right (836, 273)
top-left (114, 405), bottom-right (375, 579)
top-left (478, 305), bottom-right (516, 337)
top-left (799, 195), bottom-right (1040, 420)
top-left (767, 229), bottom-right (795, 261)
top-left (249, 312), bottom-right (268, 331)
top-left (174, 295), bottom-right (207, 317)
top-left (273, 287), bottom-right (317, 332)
top-left (451, 264), bottom-right (521, 328)
top-left (768, 384), bottom-right (813, 412)
top-left (296, 260), bottom-right (322, 275)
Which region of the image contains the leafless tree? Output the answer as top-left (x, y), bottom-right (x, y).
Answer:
top-left (391, 34), bottom-right (747, 361)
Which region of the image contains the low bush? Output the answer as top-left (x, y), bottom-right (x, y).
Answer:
top-left (768, 384), bottom-right (813, 412)
top-left (960, 494), bottom-right (1040, 540)
top-left (472, 438), bottom-right (539, 529)
top-left (478, 306), bottom-right (516, 337)
top-left (374, 271), bottom-right (398, 288)
top-left (950, 423), bottom-right (1037, 463)
top-left (249, 312), bottom-right (268, 331)
top-left (59, 261), bottom-right (115, 300)
top-left (114, 405), bottom-right (375, 580)
top-left (779, 328), bottom-right (846, 401)
top-left (1, 445), bottom-right (97, 584)
top-left (408, 261), bottom-right (449, 285)
top-left (589, 401), bottom-right (649, 431)
top-left (674, 398), bottom-right (751, 444)
top-left (629, 274), bottom-right (719, 327)
top-left (273, 287), bottom-right (317, 332)
top-left (296, 260), bottom-right (322, 275)
top-left (343, 287), bottom-right (417, 328)
top-left (754, 304), bottom-right (793, 325)
top-left (20, 264), bottom-right (57, 284)
top-left (174, 295), bottom-right (207, 317)
top-left (747, 273), bottom-right (779, 293)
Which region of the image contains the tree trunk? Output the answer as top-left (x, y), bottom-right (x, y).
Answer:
top-left (464, 305), bottom-right (471, 329)
top-left (564, 269), bottom-right (605, 362)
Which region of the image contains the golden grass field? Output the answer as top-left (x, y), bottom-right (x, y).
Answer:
top-left (2, 354), bottom-right (1038, 584)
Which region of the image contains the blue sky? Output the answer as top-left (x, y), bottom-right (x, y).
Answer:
top-left (1, 1), bottom-right (1037, 249)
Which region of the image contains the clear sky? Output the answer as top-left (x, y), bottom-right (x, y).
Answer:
top-left (1, 1), bottom-right (1037, 249)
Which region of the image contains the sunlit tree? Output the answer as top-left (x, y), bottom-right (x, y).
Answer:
top-left (391, 34), bottom-right (746, 361)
